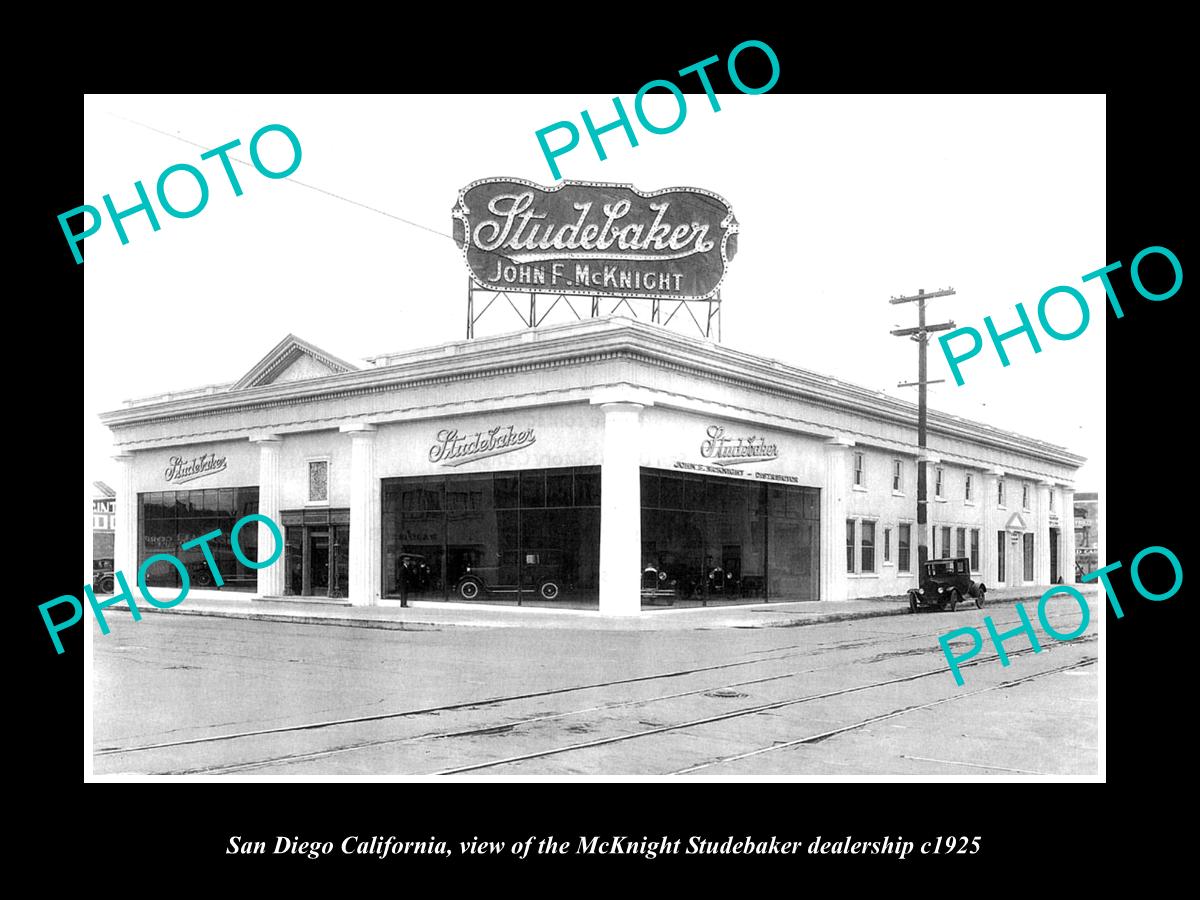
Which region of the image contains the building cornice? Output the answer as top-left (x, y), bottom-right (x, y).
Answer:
top-left (98, 318), bottom-right (1085, 468)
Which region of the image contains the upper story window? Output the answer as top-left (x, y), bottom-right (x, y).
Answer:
top-left (935, 467), bottom-right (944, 498)
top-left (1022, 483), bottom-right (1030, 509)
top-left (853, 452), bottom-right (864, 487)
top-left (965, 473), bottom-right (973, 501)
top-left (1050, 490), bottom-right (1055, 511)
top-left (998, 479), bottom-right (1006, 506)
top-left (892, 459), bottom-right (902, 492)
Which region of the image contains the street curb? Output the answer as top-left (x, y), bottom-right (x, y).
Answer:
top-left (757, 607), bottom-right (911, 628)
top-left (751, 593), bottom-right (1028, 629)
top-left (110, 592), bottom-right (1034, 632)
top-left (114, 605), bottom-right (445, 631)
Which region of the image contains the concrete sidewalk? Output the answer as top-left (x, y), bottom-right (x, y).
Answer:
top-left (110, 586), bottom-right (1053, 632)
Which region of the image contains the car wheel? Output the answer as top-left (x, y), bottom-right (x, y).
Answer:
top-left (193, 569), bottom-right (213, 587)
top-left (539, 581), bottom-right (560, 601)
top-left (458, 580), bottom-right (480, 601)
top-left (975, 585), bottom-right (986, 609)
top-left (947, 588), bottom-right (960, 612)
top-left (100, 576), bottom-right (114, 594)
top-left (908, 593), bottom-right (918, 613)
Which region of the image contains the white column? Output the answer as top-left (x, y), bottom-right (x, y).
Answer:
top-left (113, 453), bottom-right (137, 580)
top-left (980, 468), bottom-right (1003, 588)
top-left (1035, 480), bottom-right (1053, 584)
top-left (1061, 487), bottom-right (1076, 583)
top-left (822, 437), bottom-right (854, 601)
top-left (595, 400), bottom-right (645, 616)
top-left (342, 424), bottom-right (379, 607)
top-left (251, 435), bottom-right (284, 598)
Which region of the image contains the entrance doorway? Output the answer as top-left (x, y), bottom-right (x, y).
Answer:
top-left (309, 529), bottom-right (330, 592)
top-left (280, 508), bottom-right (350, 598)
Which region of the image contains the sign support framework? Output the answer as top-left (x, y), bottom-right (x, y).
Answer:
top-left (466, 278), bottom-right (722, 341)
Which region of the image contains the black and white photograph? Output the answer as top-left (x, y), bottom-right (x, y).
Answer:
top-left (79, 90), bottom-right (1108, 781)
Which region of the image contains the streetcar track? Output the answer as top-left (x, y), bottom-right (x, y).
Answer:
top-left (152, 661), bottom-right (842, 774)
top-left (428, 638), bottom-right (1096, 776)
top-left (731, 613), bottom-right (1048, 657)
top-left (95, 649), bottom-right (804, 756)
top-left (151, 635), bottom-right (1083, 776)
top-left (96, 622), bottom-right (964, 753)
top-left (96, 606), bottom-right (1095, 768)
top-left (896, 755), bottom-right (1050, 775)
top-left (670, 658), bottom-right (1097, 774)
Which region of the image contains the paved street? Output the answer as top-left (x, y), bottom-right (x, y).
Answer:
top-left (92, 598), bottom-right (1098, 776)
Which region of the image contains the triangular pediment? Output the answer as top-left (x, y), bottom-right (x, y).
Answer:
top-left (233, 334), bottom-right (358, 390)
top-left (1005, 511), bottom-right (1028, 531)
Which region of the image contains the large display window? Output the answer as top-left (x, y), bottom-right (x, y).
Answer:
top-left (640, 469), bottom-right (820, 604)
top-left (382, 467), bottom-right (601, 607)
top-left (137, 488), bottom-right (259, 592)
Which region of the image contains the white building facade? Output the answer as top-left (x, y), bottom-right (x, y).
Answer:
top-left (99, 318), bottom-right (1082, 615)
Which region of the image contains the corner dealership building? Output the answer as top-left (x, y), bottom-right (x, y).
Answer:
top-left (100, 317), bottom-right (1082, 615)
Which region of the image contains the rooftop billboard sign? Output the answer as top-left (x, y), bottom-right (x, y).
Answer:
top-left (452, 178), bottom-right (738, 301)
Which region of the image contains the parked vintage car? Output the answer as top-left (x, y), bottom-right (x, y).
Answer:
top-left (455, 548), bottom-right (566, 601)
top-left (908, 556), bottom-right (986, 612)
top-left (92, 557), bottom-right (115, 594)
top-left (185, 552), bottom-right (257, 588)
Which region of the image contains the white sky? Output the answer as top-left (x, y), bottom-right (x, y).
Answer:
top-left (83, 93), bottom-right (1105, 493)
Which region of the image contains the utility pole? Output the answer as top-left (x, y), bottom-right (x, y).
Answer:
top-left (890, 287), bottom-right (956, 573)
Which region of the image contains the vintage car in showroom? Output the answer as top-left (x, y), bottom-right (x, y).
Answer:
top-left (641, 552), bottom-right (743, 604)
top-left (908, 556), bottom-right (987, 612)
top-left (454, 548), bottom-right (567, 601)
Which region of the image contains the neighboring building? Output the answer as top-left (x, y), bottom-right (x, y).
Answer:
top-left (1073, 491), bottom-right (1099, 580)
top-left (99, 320), bottom-right (1083, 615)
top-left (93, 481), bottom-right (116, 559)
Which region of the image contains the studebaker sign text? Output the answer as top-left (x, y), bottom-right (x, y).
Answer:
top-left (452, 178), bottom-right (738, 301)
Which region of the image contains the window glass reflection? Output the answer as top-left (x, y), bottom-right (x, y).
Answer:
top-left (136, 486), bottom-right (259, 592)
top-left (382, 467), bottom-right (601, 607)
top-left (641, 468), bottom-right (819, 605)
top-left (546, 471), bottom-right (572, 507)
top-left (574, 471), bottom-right (600, 507)
top-left (520, 470), bottom-right (545, 509)
top-left (494, 474), bottom-right (519, 509)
